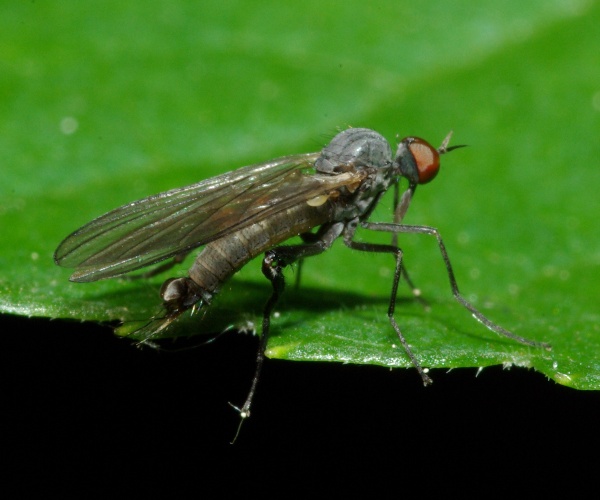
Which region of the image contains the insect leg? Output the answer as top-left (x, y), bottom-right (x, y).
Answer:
top-left (234, 223), bottom-right (345, 422)
top-left (343, 222), bottom-right (433, 386)
top-left (230, 251), bottom-right (284, 425)
top-left (293, 230), bottom-right (332, 290)
top-left (362, 222), bottom-right (551, 351)
top-left (391, 183), bottom-right (428, 308)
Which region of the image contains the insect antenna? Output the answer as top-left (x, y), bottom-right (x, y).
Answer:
top-left (437, 130), bottom-right (467, 155)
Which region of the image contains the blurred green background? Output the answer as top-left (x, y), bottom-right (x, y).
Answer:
top-left (1, 0), bottom-right (599, 388)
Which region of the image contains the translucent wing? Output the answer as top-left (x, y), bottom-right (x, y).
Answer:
top-left (55, 152), bottom-right (363, 282)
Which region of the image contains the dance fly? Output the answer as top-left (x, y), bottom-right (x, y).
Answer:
top-left (55, 127), bottom-right (550, 425)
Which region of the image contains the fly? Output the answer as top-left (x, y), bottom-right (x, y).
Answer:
top-left (55, 127), bottom-right (550, 428)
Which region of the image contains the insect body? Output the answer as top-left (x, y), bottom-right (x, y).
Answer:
top-left (55, 128), bottom-right (549, 424)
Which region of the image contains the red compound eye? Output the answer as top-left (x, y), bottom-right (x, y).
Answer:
top-left (409, 138), bottom-right (440, 184)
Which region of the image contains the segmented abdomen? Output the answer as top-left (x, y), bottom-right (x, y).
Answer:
top-left (188, 202), bottom-right (331, 294)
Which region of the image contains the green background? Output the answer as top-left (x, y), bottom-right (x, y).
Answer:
top-left (1, 0), bottom-right (599, 389)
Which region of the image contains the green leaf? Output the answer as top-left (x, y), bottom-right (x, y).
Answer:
top-left (2, 0), bottom-right (599, 389)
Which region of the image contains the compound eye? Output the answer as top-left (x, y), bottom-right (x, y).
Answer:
top-left (409, 138), bottom-right (440, 184)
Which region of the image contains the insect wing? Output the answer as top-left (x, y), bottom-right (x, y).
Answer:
top-left (55, 152), bottom-right (361, 282)
top-left (55, 153), bottom-right (319, 281)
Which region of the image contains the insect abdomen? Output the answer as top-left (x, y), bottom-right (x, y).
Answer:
top-left (188, 202), bottom-right (331, 294)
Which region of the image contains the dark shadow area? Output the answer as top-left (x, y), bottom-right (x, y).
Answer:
top-left (103, 276), bottom-right (422, 339)
top-left (105, 277), bottom-right (527, 352)
top-left (92, 274), bottom-right (400, 315)
top-left (1, 313), bottom-right (596, 495)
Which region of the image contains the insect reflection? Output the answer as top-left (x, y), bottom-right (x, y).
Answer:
top-left (55, 128), bottom-right (550, 430)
